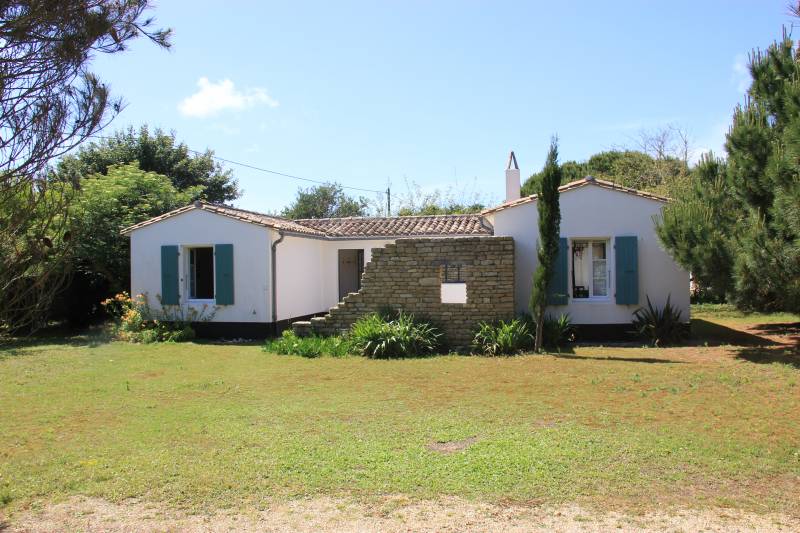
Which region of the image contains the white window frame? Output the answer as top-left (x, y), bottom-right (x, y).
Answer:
top-left (184, 245), bottom-right (216, 304)
top-left (570, 238), bottom-right (612, 302)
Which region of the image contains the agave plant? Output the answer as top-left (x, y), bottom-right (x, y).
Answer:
top-left (632, 294), bottom-right (687, 347)
top-left (542, 313), bottom-right (575, 349)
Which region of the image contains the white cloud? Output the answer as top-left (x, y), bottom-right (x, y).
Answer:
top-left (732, 54), bottom-right (751, 93)
top-left (178, 77), bottom-right (278, 118)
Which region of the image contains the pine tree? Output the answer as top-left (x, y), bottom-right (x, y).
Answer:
top-left (656, 29), bottom-right (800, 312)
top-left (726, 33), bottom-right (800, 312)
top-left (530, 138), bottom-right (562, 352)
top-left (654, 153), bottom-right (738, 302)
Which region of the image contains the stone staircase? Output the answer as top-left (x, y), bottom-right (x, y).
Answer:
top-left (291, 290), bottom-right (365, 337)
top-left (288, 236), bottom-right (515, 347)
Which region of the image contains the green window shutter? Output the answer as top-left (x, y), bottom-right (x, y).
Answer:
top-left (546, 237), bottom-right (569, 305)
top-left (214, 243), bottom-right (234, 305)
top-left (615, 236), bottom-right (638, 305)
top-left (160, 245), bottom-right (180, 305)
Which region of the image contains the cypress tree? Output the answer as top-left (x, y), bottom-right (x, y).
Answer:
top-left (531, 138), bottom-right (562, 352)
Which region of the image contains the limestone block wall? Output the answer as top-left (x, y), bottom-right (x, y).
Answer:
top-left (301, 236), bottom-right (515, 347)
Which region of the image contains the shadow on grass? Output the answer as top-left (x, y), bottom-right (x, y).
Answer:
top-left (0, 324), bottom-right (112, 357)
top-left (552, 353), bottom-right (685, 364)
top-left (735, 345), bottom-right (800, 369)
top-left (691, 319), bottom-right (777, 347)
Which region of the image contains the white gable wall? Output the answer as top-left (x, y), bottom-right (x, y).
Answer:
top-left (129, 209), bottom-right (271, 323)
top-left (486, 183), bottom-right (690, 324)
top-left (273, 234), bottom-right (395, 321)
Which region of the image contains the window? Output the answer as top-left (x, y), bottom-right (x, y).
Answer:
top-left (441, 261), bottom-right (467, 304)
top-left (443, 262), bottom-right (465, 283)
top-left (572, 240), bottom-right (609, 299)
top-left (189, 247), bottom-right (214, 300)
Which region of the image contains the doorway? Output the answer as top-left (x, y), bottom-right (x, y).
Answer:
top-left (338, 249), bottom-right (364, 300)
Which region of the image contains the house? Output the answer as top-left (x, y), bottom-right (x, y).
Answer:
top-left (122, 152), bottom-right (689, 340)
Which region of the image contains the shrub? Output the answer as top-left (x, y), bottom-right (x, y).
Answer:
top-left (472, 319), bottom-right (534, 356)
top-left (632, 295), bottom-right (687, 347)
top-left (264, 330), bottom-right (352, 358)
top-left (350, 312), bottom-right (442, 359)
top-left (542, 313), bottom-right (575, 349)
top-left (101, 292), bottom-right (212, 343)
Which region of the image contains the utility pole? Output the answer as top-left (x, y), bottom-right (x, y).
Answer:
top-left (386, 186), bottom-right (391, 216)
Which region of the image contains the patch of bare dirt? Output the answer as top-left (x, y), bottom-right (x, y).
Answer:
top-left (3, 496), bottom-right (797, 532)
top-left (425, 436), bottom-right (477, 454)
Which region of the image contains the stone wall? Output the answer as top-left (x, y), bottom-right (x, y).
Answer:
top-left (294, 236), bottom-right (515, 347)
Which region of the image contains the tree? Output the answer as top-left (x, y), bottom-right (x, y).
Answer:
top-left (530, 138), bottom-right (562, 353)
top-left (395, 178), bottom-right (485, 216)
top-left (654, 153), bottom-right (737, 302)
top-left (281, 183), bottom-right (369, 219)
top-left (56, 163), bottom-right (198, 325)
top-left (520, 149), bottom-right (688, 198)
top-left (55, 125), bottom-right (239, 203)
top-left (724, 33), bottom-right (800, 311)
top-left (0, 1), bottom-right (170, 335)
top-left (656, 26), bottom-right (800, 312)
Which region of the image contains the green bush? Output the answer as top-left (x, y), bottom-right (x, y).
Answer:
top-left (542, 313), bottom-right (575, 349)
top-left (101, 292), bottom-right (208, 343)
top-left (350, 312), bottom-right (442, 359)
top-left (632, 295), bottom-right (687, 347)
top-left (264, 330), bottom-right (352, 358)
top-left (472, 319), bottom-right (534, 355)
top-left (517, 313), bottom-right (574, 350)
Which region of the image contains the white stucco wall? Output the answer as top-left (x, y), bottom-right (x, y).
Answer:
top-left (273, 233), bottom-right (394, 321)
top-left (486, 183), bottom-right (690, 324)
top-left (129, 209), bottom-right (271, 323)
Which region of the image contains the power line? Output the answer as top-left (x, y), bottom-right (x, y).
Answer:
top-left (87, 135), bottom-right (384, 195)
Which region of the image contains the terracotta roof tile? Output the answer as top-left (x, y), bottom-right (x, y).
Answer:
top-left (121, 202), bottom-right (326, 236)
top-left (122, 202), bottom-right (493, 238)
top-left (294, 214), bottom-right (492, 238)
top-left (481, 176), bottom-right (670, 215)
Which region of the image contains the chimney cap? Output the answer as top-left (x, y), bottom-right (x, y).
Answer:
top-left (507, 151), bottom-right (519, 171)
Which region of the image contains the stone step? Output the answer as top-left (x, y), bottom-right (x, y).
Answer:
top-left (291, 321), bottom-right (313, 337)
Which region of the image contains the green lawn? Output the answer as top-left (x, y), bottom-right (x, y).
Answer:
top-left (1, 306), bottom-right (798, 516)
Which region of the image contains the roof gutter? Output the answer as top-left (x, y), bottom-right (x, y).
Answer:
top-left (270, 230), bottom-right (285, 323)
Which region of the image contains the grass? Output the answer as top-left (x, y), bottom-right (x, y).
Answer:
top-left (0, 306), bottom-right (798, 516)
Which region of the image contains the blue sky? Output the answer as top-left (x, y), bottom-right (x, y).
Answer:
top-left (90, 0), bottom-right (792, 213)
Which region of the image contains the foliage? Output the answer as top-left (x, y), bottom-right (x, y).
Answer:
top-left (264, 330), bottom-right (353, 358)
top-left (656, 30), bottom-right (800, 313)
top-left (395, 179), bottom-right (486, 216)
top-left (349, 312), bottom-right (442, 358)
top-left (632, 295), bottom-right (687, 347)
top-left (530, 138), bottom-right (563, 352)
top-left (542, 313), bottom-right (575, 349)
top-left (517, 313), bottom-right (574, 350)
top-left (102, 292), bottom-right (213, 343)
top-left (472, 319), bottom-right (533, 356)
top-left (0, 185), bottom-right (76, 336)
top-left (55, 125), bottom-right (239, 203)
top-left (521, 149), bottom-right (689, 198)
top-left (281, 182), bottom-right (369, 219)
top-left (655, 154), bottom-right (738, 302)
top-left (55, 163), bottom-right (199, 325)
top-left (0, 1), bottom-right (170, 335)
